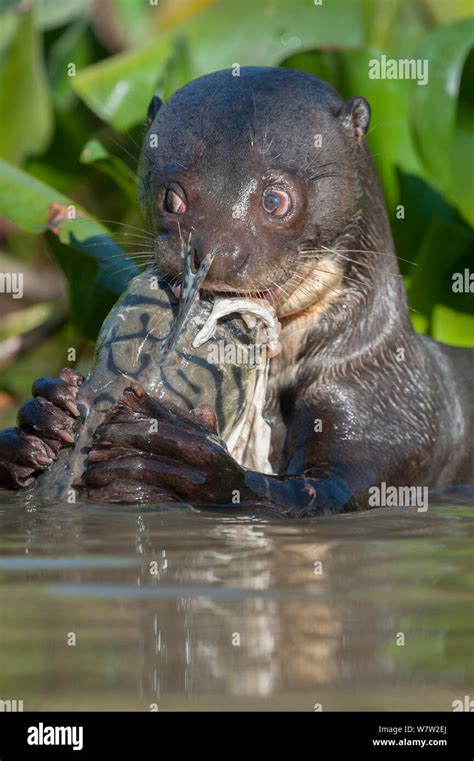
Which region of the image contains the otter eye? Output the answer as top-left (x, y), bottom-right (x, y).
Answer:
top-left (262, 186), bottom-right (291, 217)
top-left (164, 183), bottom-right (187, 214)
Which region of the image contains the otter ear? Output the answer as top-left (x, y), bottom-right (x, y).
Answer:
top-left (338, 96), bottom-right (371, 143)
top-left (146, 95), bottom-right (163, 127)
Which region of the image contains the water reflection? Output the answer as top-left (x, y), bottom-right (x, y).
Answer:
top-left (0, 491), bottom-right (472, 710)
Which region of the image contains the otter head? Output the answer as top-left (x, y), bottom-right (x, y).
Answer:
top-left (140, 67), bottom-right (381, 318)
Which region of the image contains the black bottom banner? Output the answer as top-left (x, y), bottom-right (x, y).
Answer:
top-left (0, 710), bottom-right (472, 758)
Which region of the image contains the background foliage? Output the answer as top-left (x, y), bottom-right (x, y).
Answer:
top-left (0, 0), bottom-right (472, 426)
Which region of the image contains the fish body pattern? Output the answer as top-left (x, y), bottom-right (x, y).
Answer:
top-left (34, 270), bottom-right (278, 499)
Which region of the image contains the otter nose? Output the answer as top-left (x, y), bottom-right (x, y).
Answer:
top-left (193, 239), bottom-right (248, 282)
top-left (211, 244), bottom-right (247, 281)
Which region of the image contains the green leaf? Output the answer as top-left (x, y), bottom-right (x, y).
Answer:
top-left (80, 139), bottom-right (138, 203)
top-left (72, 0), bottom-right (363, 131)
top-left (0, 7), bottom-right (19, 56)
top-left (160, 35), bottom-right (194, 102)
top-left (47, 233), bottom-right (123, 339)
top-left (423, 0), bottom-right (474, 25)
top-left (432, 304), bottom-right (474, 346)
top-left (47, 19), bottom-right (93, 111)
top-left (392, 170), bottom-right (458, 276)
top-left (339, 49), bottom-right (427, 213)
top-left (0, 7), bottom-right (53, 164)
top-left (282, 48), bottom-right (427, 212)
top-left (0, 158), bottom-right (139, 337)
top-left (407, 217), bottom-right (474, 335)
top-left (0, 303), bottom-right (58, 341)
top-left (411, 18), bottom-right (474, 225)
top-left (25, 160), bottom-right (79, 195)
top-left (33, 0), bottom-right (92, 31)
top-left (362, 0), bottom-right (432, 57)
top-left (0, 156), bottom-right (89, 234)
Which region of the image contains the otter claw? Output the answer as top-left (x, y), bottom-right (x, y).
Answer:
top-left (0, 428), bottom-right (55, 469)
top-left (57, 367), bottom-right (84, 388)
top-left (18, 397), bottom-right (76, 444)
top-left (32, 374), bottom-right (83, 417)
top-left (0, 368), bottom-right (84, 490)
top-left (0, 428), bottom-right (58, 487)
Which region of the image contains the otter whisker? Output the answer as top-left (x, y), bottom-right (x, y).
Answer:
top-left (327, 246), bottom-right (417, 268)
top-left (271, 281), bottom-right (290, 299)
top-left (285, 270), bottom-right (347, 302)
top-left (319, 247), bottom-right (405, 280)
top-left (93, 219), bottom-right (154, 236)
top-left (106, 136), bottom-right (139, 166)
top-left (299, 245), bottom-right (417, 268)
top-left (123, 130), bottom-right (141, 153)
top-left (82, 246), bottom-right (154, 260)
top-left (311, 266), bottom-right (369, 289)
top-left (105, 232), bottom-right (156, 242)
top-left (80, 241), bottom-right (150, 250)
top-left (300, 252), bottom-right (405, 282)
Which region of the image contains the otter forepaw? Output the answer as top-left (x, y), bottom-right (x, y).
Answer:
top-left (0, 368), bottom-right (84, 490)
top-left (32, 368), bottom-right (83, 416)
top-left (0, 428), bottom-right (56, 487)
top-left (18, 397), bottom-right (76, 445)
top-left (17, 367), bottom-right (84, 446)
top-left (79, 386), bottom-right (247, 504)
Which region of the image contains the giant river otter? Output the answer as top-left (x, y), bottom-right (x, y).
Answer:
top-left (0, 67), bottom-right (472, 515)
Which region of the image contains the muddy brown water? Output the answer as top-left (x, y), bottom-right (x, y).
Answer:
top-left (0, 489), bottom-right (472, 711)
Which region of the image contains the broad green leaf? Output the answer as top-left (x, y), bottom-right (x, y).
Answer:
top-left (47, 233), bottom-right (126, 339)
top-left (407, 217), bottom-right (474, 333)
top-left (0, 303), bottom-right (58, 341)
top-left (423, 0), bottom-right (474, 25)
top-left (392, 170), bottom-right (458, 276)
top-left (0, 158), bottom-right (139, 336)
top-left (0, 8), bottom-right (18, 56)
top-left (409, 311), bottom-right (428, 335)
top-left (25, 160), bottom-right (80, 195)
top-left (0, 0), bottom-right (21, 12)
top-left (33, 0), bottom-right (92, 30)
top-left (362, 0), bottom-right (432, 57)
top-left (283, 48), bottom-right (427, 212)
top-left (280, 49), bottom-right (341, 86)
top-left (0, 324), bottom-right (92, 422)
top-left (411, 18), bottom-right (474, 225)
top-left (73, 39), bottom-right (172, 131)
top-left (47, 19), bottom-right (93, 111)
top-left (160, 35), bottom-right (194, 101)
top-left (432, 304), bottom-right (474, 346)
top-left (80, 139), bottom-right (138, 203)
top-left (73, 0), bottom-right (363, 130)
top-left (111, 0), bottom-right (175, 49)
top-left (0, 7), bottom-right (53, 164)
top-left (0, 156), bottom-right (95, 234)
top-left (339, 49), bottom-right (427, 213)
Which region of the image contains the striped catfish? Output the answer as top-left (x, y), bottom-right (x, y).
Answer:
top-left (33, 267), bottom-right (280, 500)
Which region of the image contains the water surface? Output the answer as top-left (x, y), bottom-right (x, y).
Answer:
top-left (0, 490), bottom-right (472, 711)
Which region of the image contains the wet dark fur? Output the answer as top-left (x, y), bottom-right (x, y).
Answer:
top-left (138, 68), bottom-right (473, 511)
top-left (1, 67), bottom-right (472, 513)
